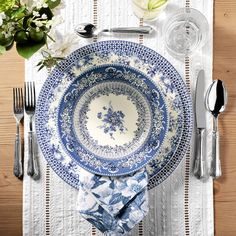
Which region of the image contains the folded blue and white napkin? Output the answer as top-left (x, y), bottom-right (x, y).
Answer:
top-left (77, 168), bottom-right (149, 235)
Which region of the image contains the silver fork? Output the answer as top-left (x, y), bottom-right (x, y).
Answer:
top-left (24, 82), bottom-right (40, 180)
top-left (13, 88), bottom-right (24, 178)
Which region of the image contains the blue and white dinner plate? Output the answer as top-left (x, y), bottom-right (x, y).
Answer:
top-left (35, 40), bottom-right (193, 189)
top-left (57, 64), bottom-right (168, 176)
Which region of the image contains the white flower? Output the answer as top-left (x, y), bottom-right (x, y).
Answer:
top-left (46, 31), bottom-right (80, 58)
top-left (0, 12), bottom-right (6, 27)
top-left (35, 21), bottom-right (43, 27)
top-left (34, 0), bottom-right (47, 9)
top-left (3, 32), bottom-right (11, 38)
top-left (21, 0), bottom-right (47, 11)
top-left (41, 13), bottom-right (47, 19)
top-left (33, 11), bottom-right (40, 17)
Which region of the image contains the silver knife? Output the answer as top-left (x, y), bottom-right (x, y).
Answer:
top-left (193, 70), bottom-right (207, 179)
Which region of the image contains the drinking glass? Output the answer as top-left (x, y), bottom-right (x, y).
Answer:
top-left (163, 8), bottom-right (209, 58)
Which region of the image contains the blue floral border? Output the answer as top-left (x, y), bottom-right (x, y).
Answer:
top-left (57, 65), bottom-right (168, 176)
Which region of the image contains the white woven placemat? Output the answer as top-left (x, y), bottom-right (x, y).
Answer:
top-left (23, 0), bottom-right (214, 235)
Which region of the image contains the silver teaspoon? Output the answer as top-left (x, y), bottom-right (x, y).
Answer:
top-left (75, 23), bottom-right (154, 38)
top-left (205, 80), bottom-right (228, 179)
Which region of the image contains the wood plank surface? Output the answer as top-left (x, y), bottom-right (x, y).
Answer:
top-left (0, 48), bottom-right (24, 236)
top-left (0, 0), bottom-right (236, 235)
top-left (214, 0), bottom-right (236, 235)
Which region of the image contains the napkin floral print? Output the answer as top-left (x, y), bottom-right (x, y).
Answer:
top-left (77, 168), bottom-right (149, 235)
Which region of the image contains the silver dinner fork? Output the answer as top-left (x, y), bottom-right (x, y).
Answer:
top-left (13, 88), bottom-right (24, 178)
top-left (25, 82), bottom-right (40, 180)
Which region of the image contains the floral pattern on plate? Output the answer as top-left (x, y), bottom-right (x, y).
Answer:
top-left (97, 101), bottom-right (127, 140)
top-left (57, 65), bottom-right (168, 176)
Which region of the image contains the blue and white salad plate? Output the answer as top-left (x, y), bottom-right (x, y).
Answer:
top-left (35, 40), bottom-right (193, 189)
top-left (58, 64), bottom-right (168, 176)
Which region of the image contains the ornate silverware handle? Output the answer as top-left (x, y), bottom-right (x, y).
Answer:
top-left (27, 131), bottom-right (40, 180)
top-left (14, 133), bottom-right (23, 178)
top-left (193, 128), bottom-right (207, 179)
top-left (210, 130), bottom-right (221, 179)
top-left (27, 131), bottom-right (34, 176)
top-left (32, 144), bottom-right (40, 180)
top-left (109, 26), bottom-right (153, 34)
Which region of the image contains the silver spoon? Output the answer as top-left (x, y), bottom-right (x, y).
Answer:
top-left (75, 23), bottom-right (154, 38)
top-left (205, 80), bottom-right (228, 179)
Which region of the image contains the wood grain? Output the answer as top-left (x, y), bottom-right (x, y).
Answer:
top-left (0, 0), bottom-right (236, 235)
top-left (214, 0), bottom-right (236, 235)
top-left (0, 48), bottom-right (24, 236)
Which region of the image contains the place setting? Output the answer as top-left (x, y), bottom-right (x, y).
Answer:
top-left (0, 0), bottom-right (224, 235)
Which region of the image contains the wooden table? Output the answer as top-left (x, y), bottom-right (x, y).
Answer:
top-left (0, 1), bottom-right (236, 235)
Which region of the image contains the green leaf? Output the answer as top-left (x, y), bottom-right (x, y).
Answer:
top-left (0, 45), bottom-right (6, 55)
top-left (11, 6), bottom-right (26, 19)
top-left (16, 41), bottom-right (45, 59)
top-left (46, 0), bottom-right (61, 9)
top-left (0, 0), bottom-right (16, 12)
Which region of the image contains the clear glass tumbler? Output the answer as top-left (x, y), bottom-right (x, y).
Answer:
top-left (163, 8), bottom-right (209, 58)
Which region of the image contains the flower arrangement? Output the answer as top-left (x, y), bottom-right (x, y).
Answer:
top-left (0, 0), bottom-right (73, 70)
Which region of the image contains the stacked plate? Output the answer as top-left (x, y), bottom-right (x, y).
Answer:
top-left (35, 40), bottom-right (193, 190)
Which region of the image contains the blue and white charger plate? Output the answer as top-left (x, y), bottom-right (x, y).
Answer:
top-left (35, 40), bottom-right (193, 189)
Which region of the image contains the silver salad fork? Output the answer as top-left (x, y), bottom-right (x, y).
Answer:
top-left (25, 82), bottom-right (40, 180)
top-left (13, 88), bottom-right (24, 178)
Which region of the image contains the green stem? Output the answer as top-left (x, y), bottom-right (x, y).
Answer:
top-left (46, 33), bottom-right (55, 42)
